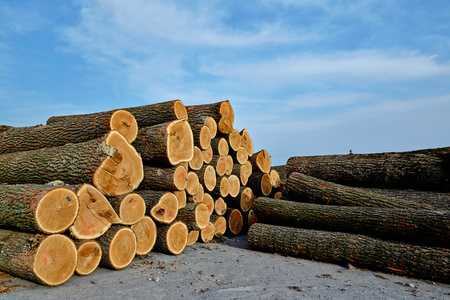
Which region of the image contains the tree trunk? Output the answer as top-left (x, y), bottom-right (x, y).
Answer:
top-left (199, 222), bottom-right (215, 243)
top-left (0, 131), bottom-right (144, 196)
top-left (47, 100), bottom-right (187, 128)
top-left (231, 163), bottom-right (251, 186)
top-left (226, 208), bottom-right (243, 235)
top-left (186, 115), bottom-right (217, 139)
top-left (0, 229), bottom-right (77, 286)
top-left (176, 203), bottom-right (210, 230)
top-left (97, 225), bottom-right (137, 270)
top-left (69, 184), bottom-right (121, 239)
top-left (240, 129), bottom-right (253, 157)
top-left (133, 119), bottom-right (194, 165)
top-left (194, 165), bottom-right (217, 192)
top-left (253, 197), bottom-right (450, 247)
top-left (285, 147), bottom-right (450, 192)
top-left (107, 193), bottom-right (146, 225)
top-left (285, 172), bottom-right (435, 210)
top-left (248, 223), bottom-right (450, 283)
top-left (154, 221), bottom-right (188, 255)
top-left (131, 216), bottom-right (157, 255)
top-left (190, 124), bottom-right (211, 150)
top-left (185, 100), bottom-right (234, 134)
top-left (140, 165), bottom-right (187, 191)
top-left (210, 215), bottom-right (227, 238)
top-left (137, 190), bottom-right (179, 224)
top-left (361, 188), bottom-right (450, 211)
top-left (2, 110), bottom-right (138, 155)
top-left (73, 240), bottom-right (102, 276)
top-left (189, 146), bottom-right (204, 170)
top-left (0, 184), bottom-right (79, 234)
top-left (210, 137), bottom-right (229, 157)
top-left (249, 149), bottom-right (271, 174)
top-left (226, 187), bottom-right (255, 212)
top-left (246, 172), bottom-right (273, 197)
top-left (214, 197), bottom-right (227, 216)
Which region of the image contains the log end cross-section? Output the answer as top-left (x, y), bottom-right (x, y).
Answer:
top-left (110, 110), bottom-right (138, 143)
top-left (74, 240), bottom-right (102, 276)
top-left (131, 216), bottom-right (157, 256)
top-left (167, 119), bottom-right (194, 165)
top-left (98, 226), bottom-right (137, 270)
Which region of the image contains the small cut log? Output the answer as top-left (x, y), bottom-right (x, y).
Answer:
top-left (185, 100), bottom-right (234, 134)
top-left (140, 165), bottom-right (188, 191)
top-left (138, 190), bottom-right (179, 224)
top-left (73, 240), bottom-right (102, 276)
top-left (107, 193), bottom-right (146, 225)
top-left (199, 222), bottom-right (215, 243)
top-left (131, 216), bottom-right (157, 255)
top-left (249, 149), bottom-right (271, 174)
top-left (97, 225), bottom-right (137, 270)
top-left (154, 221), bottom-right (188, 255)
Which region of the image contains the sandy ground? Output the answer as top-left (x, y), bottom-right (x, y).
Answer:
top-left (1, 235), bottom-right (449, 300)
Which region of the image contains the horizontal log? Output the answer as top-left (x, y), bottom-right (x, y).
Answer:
top-left (97, 225), bottom-right (137, 270)
top-left (73, 240), bottom-right (102, 276)
top-left (140, 165), bottom-right (187, 191)
top-left (185, 100), bottom-right (234, 134)
top-left (107, 193), bottom-right (146, 225)
top-left (131, 216), bottom-right (157, 256)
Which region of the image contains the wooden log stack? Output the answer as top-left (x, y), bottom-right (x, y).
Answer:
top-left (248, 148), bottom-right (450, 283)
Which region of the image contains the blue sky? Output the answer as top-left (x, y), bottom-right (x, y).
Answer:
top-left (1, 0), bottom-right (449, 165)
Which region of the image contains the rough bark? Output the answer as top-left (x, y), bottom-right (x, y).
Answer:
top-left (0, 125), bottom-right (12, 134)
top-left (137, 190), bottom-right (178, 224)
top-left (0, 229), bottom-right (77, 286)
top-left (133, 119), bottom-right (194, 165)
top-left (154, 221), bottom-right (188, 255)
top-left (0, 131), bottom-right (144, 196)
top-left (69, 184), bottom-right (120, 239)
top-left (2, 110), bottom-right (138, 155)
top-left (96, 225), bottom-right (137, 270)
top-left (249, 150), bottom-right (271, 174)
top-left (73, 240), bottom-right (102, 276)
top-left (140, 165), bottom-right (187, 191)
top-left (185, 100), bottom-right (234, 134)
top-left (230, 147), bottom-right (249, 165)
top-left (193, 165), bottom-right (216, 192)
top-left (226, 187), bottom-right (255, 212)
top-left (210, 137), bottom-right (229, 157)
top-left (246, 172), bottom-right (273, 197)
top-left (248, 223), bottom-right (450, 283)
top-left (176, 203), bottom-right (210, 230)
top-left (286, 147), bottom-right (450, 192)
top-left (253, 197), bottom-right (450, 247)
top-left (0, 184), bottom-right (79, 234)
top-left (271, 165), bottom-right (287, 185)
top-left (212, 176), bottom-right (229, 198)
top-left (190, 124), bottom-right (211, 150)
top-left (285, 172), bottom-right (435, 210)
top-left (131, 216), bottom-right (157, 255)
top-left (107, 193), bottom-right (146, 225)
top-left (186, 115), bottom-right (217, 139)
top-left (47, 100), bottom-right (187, 128)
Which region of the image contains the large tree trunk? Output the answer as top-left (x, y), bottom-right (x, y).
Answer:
top-left (69, 184), bottom-right (120, 239)
top-left (185, 100), bottom-right (234, 134)
top-left (176, 203), bottom-right (210, 230)
top-left (107, 193), bottom-right (146, 225)
top-left (154, 221), bottom-right (188, 255)
top-left (73, 240), bottom-right (102, 276)
top-left (285, 172), bottom-right (435, 210)
top-left (1, 110), bottom-right (138, 155)
top-left (47, 100), bottom-right (187, 128)
top-left (248, 223), bottom-right (450, 283)
top-left (253, 197), bottom-right (450, 247)
top-left (0, 229), bottom-right (77, 286)
top-left (133, 120), bottom-right (194, 165)
top-left (246, 172), bottom-right (273, 197)
top-left (97, 225), bottom-right (137, 270)
top-left (131, 216), bottom-right (157, 256)
top-left (0, 184), bottom-right (79, 234)
top-left (285, 147), bottom-right (450, 192)
top-left (0, 131), bottom-right (144, 196)
top-left (137, 190), bottom-right (179, 224)
top-left (139, 165), bottom-right (188, 191)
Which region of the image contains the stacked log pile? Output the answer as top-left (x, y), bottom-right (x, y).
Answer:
top-left (248, 148), bottom-right (450, 283)
top-left (0, 99), bottom-right (272, 286)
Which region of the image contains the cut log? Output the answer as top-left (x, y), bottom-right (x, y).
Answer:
top-left (225, 155), bottom-right (234, 176)
top-left (227, 174), bottom-right (241, 198)
top-left (285, 147), bottom-right (450, 192)
top-left (244, 161), bottom-right (253, 178)
top-left (47, 100), bottom-right (187, 128)
top-left (269, 170), bottom-right (281, 188)
top-left (214, 197), bottom-right (227, 216)
top-left (285, 172), bottom-right (435, 210)
top-left (202, 145), bottom-right (213, 164)
top-left (253, 197), bottom-right (450, 247)
top-left (176, 203), bottom-right (210, 230)
top-left (73, 240), bottom-right (102, 276)
top-left (191, 124), bottom-right (211, 150)
top-left (226, 187), bottom-right (254, 212)
top-left (97, 225), bottom-right (137, 270)
top-left (248, 223), bottom-right (450, 283)
top-left (186, 172), bottom-right (200, 196)
top-left (194, 165), bottom-right (217, 192)
top-left (271, 165), bottom-right (287, 185)
top-left (240, 129), bottom-right (253, 157)
top-left (241, 209), bottom-right (258, 234)
top-left (186, 230), bottom-right (199, 246)
top-left (188, 184), bottom-right (204, 203)
top-left (138, 190), bottom-right (178, 224)
top-left (140, 165), bottom-right (187, 191)
top-left (231, 163), bottom-right (250, 186)
top-left (224, 129), bottom-right (241, 152)
top-left (173, 190), bottom-right (187, 209)
top-left (189, 146), bottom-right (204, 170)
top-left (249, 149), bottom-right (271, 174)
top-left (186, 113), bottom-right (218, 139)
top-left (154, 221), bottom-right (188, 255)
top-left (247, 172), bottom-right (273, 197)
top-left (210, 215), bottom-right (227, 238)
top-left (133, 119), bottom-right (194, 165)
top-left (185, 100), bottom-right (234, 134)
top-left (231, 147), bottom-right (249, 165)
top-left (70, 184), bottom-right (121, 239)
top-left (226, 208), bottom-right (243, 235)
top-left (212, 176), bottom-right (229, 198)
top-left (202, 193), bottom-right (215, 214)
top-left (199, 222), bottom-right (215, 243)
top-left (0, 184), bottom-right (79, 234)
top-left (131, 216), bottom-right (157, 255)
top-left (210, 155), bottom-right (227, 177)
top-left (107, 193), bottom-right (146, 225)
top-left (210, 137), bottom-right (229, 157)
top-left (0, 131), bottom-right (144, 196)
top-left (362, 188), bottom-right (450, 211)
top-left (2, 110), bottom-right (138, 155)
top-left (0, 229), bottom-right (77, 286)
